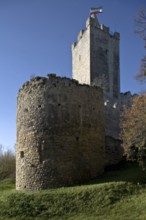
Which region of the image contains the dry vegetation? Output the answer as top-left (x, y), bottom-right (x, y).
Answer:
top-left (135, 6), bottom-right (146, 82)
top-left (0, 145), bottom-right (15, 180)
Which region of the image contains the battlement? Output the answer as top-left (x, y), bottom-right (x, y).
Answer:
top-left (88, 16), bottom-right (120, 38)
top-left (72, 16), bottom-right (120, 48)
top-left (77, 29), bottom-right (85, 41)
top-left (72, 29), bottom-right (88, 49)
top-left (120, 91), bottom-right (138, 107)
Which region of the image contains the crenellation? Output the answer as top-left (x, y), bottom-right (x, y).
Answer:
top-left (72, 42), bottom-right (76, 49)
top-left (113, 32), bottom-right (120, 40)
top-left (77, 29), bottom-right (85, 41)
top-left (100, 24), bottom-right (110, 33)
top-left (86, 17), bottom-right (90, 28)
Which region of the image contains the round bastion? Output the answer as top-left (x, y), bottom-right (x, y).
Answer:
top-left (16, 74), bottom-right (105, 190)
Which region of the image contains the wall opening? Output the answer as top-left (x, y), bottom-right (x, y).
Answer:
top-left (24, 108), bottom-right (28, 113)
top-left (76, 137), bottom-right (79, 141)
top-left (20, 151), bottom-right (24, 158)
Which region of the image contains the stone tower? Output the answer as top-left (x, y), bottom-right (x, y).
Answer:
top-left (16, 75), bottom-right (105, 190)
top-left (72, 15), bottom-right (120, 99)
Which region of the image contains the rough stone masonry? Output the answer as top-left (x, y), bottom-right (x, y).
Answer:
top-left (16, 74), bottom-right (105, 190)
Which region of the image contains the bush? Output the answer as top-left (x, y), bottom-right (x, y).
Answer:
top-left (0, 145), bottom-right (15, 180)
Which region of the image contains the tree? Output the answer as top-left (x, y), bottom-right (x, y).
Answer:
top-left (120, 94), bottom-right (146, 169)
top-left (135, 7), bottom-right (146, 82)
top-left (120, 7), bottom-right (146, 170)
top-left (0, 145), bottom-right (16, 180)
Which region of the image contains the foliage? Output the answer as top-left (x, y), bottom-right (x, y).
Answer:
top-left (135, 6), bottom-right (146, 83)
top-left (0, 145), bottom-right (15, 180)
top-left (120, 94), bottom-right (146, 168)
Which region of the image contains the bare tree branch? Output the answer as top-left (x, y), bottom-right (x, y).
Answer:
top-left (135, 7), bottom-right (146, 83)
top-left (135, 7), bottom-right (146, 38)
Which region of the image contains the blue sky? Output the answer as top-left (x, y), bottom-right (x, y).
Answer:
top-left (0, 0), bottom-right (145, 150)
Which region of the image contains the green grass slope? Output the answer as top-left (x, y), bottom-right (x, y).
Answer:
top-left (0, 162), bottom-right (146, 220)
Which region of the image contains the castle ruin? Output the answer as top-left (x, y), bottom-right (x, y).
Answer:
top-left (16, 75), bottom-right (105, 190)
top-left (16, 15), bottom-right (132, 190)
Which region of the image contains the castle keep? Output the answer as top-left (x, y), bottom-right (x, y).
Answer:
top-left (72, 15), bottom-right (120, 99)
top-left (16, 15), bottom-right (128, 190)
top-left (72, 15), bottom-right (124, 166)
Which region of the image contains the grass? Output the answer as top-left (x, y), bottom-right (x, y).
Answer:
top-left (0, 162), bottom-right (146, 220)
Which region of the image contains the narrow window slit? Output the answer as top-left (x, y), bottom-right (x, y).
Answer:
top-left (76, 137), bottom-right (79, 141)
top-left (20, 151), bottom-right (24, 158)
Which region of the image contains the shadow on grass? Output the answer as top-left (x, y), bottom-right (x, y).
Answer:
top-left (1, 161), bottom-right (146, 191)
top-left (86, 161), bottom-right (146, 186)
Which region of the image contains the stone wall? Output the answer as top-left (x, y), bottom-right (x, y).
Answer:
top-left (90, 16), bottom-right (120, 99)
top-left (104, 96), bottom-right (123, 165)
top-left (105, 136), bottom-right (123, 166)
top-left (120, 91), bottom-right (135, 107)
top-left (72, 27), bottom-right (90, 84)
top-left (104, 96), bottom-right (121, 140)
top-left (16, 74), bottom-right (105, 190)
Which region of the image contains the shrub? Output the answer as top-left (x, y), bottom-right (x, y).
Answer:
top-left (0, 145), bottom-right (15, 180)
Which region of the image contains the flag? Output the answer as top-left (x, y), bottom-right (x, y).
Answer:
top-left (90, 7), bottom-right (103, 15)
